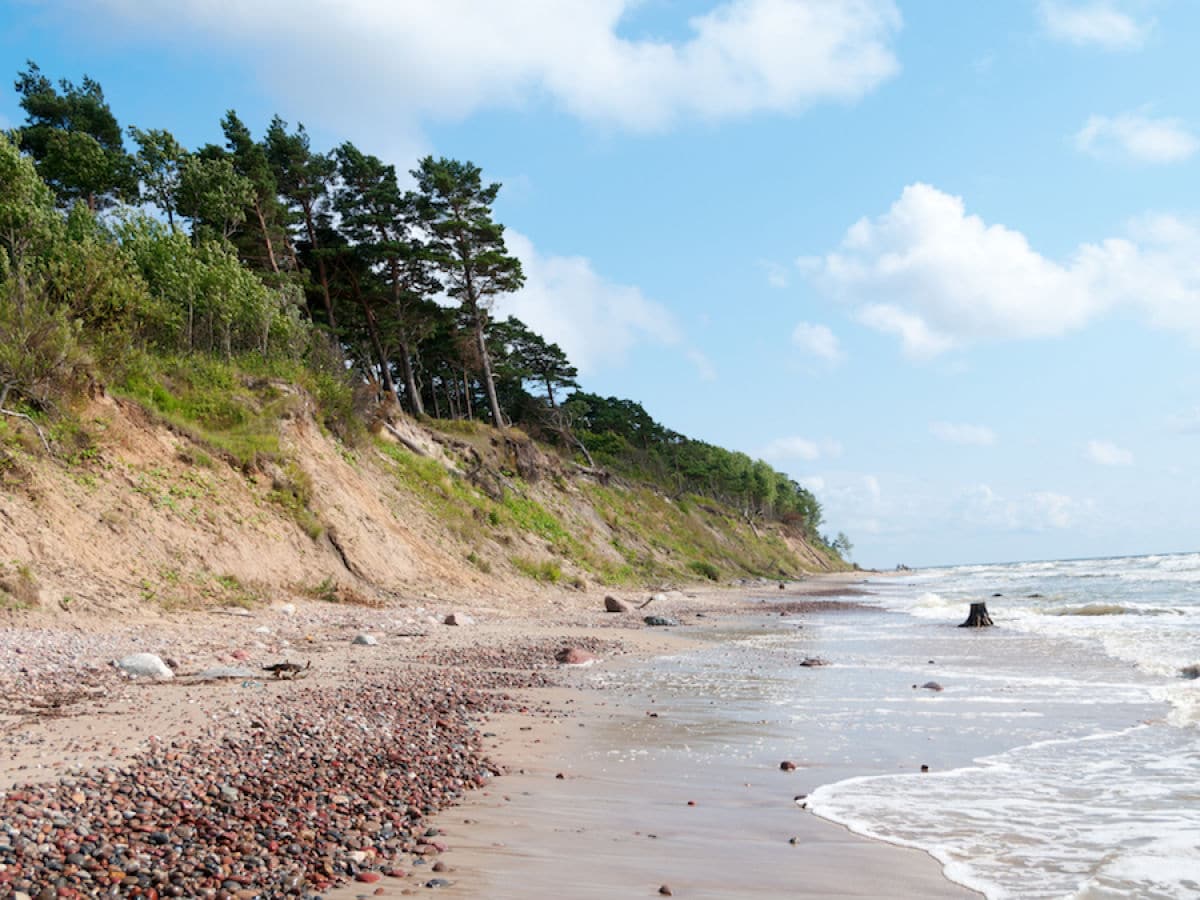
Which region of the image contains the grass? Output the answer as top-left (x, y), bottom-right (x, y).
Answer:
top-left (267, 462), bottom-right (324, 540)
top-left (0, 561), bottom-right (39, 609)
top-left (511, 555), bottom-right (562, 583)
top-left (112, 352), bottom-right (363, 469)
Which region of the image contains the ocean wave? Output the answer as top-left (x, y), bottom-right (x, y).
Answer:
top-left (1041, 603), bottom-right (1133, 616)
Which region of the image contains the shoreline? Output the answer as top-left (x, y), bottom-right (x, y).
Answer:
top-left (0, 574), bottom-right (976, 897)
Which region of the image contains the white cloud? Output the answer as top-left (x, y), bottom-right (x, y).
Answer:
top-left (760, 260), bottom-right (791, 289)
top-left (84, 0), bottom-right (901, 134)
top-left (930, 421), bottom-right (996, 446)
top-left (1076, 113), bottom-right (1198, 163)
top-left (686, 348), bottom-right (718, 382)
top-left (1086, 439), bottom-right (1134, 465)
top-left (502, 230), bottom-right (680, 374)
top-left (761, 435), bottom-right (843, 461)
top-left (791, 321), bottom-right (844, 362)
top-left (1038, 1), bottom-right (1152, 50)
top-left (803, 183), bottom-right (1200, 356)
top-left (955, 483), bottom-right (1084, 531)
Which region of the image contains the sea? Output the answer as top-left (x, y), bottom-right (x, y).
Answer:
top-left (586, 552), bottom-right (1200, 899)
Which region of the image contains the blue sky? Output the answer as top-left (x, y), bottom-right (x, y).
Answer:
top-left (3, 0), bottom-right (1199, 568)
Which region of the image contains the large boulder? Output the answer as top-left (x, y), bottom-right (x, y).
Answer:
top-left (115, 653), bottom-right (174, 680)
top-left (604, 595), bottom-right (631, 613)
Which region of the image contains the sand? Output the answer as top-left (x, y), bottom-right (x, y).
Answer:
top-left (0, 575), bottom-right (978, 897)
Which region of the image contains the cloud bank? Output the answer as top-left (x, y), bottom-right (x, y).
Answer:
top-left (1076, 113), bottom-right (1198, 163)
top-left (85, 0), bottom-right (902, 133)
top-left (802, 183), bottom-right (1200, 357)
top-left (1038, 1), bottom-right (1152, 50)
top-left (502, 230), bottom-right (680, 375)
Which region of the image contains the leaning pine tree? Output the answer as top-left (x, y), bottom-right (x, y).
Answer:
top-left (415, 156), bottom-right (524, 429)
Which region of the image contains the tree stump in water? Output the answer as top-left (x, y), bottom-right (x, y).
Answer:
top-left (959, 602), bottom-right (994, 627)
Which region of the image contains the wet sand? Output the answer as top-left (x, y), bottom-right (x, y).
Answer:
top-left (407, 675), bottom-right (979, 899)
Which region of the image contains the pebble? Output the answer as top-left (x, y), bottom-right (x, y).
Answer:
top-left (0, 637), bottom-right (568, 897)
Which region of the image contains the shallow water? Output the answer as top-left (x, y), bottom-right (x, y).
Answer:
top-left (804, 554), bottom-right (1200, 899)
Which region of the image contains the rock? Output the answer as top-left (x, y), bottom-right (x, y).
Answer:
top-left (604, 595), bottom-right (630, 613)
top-left (425, 878), bottom-right (452, 888)
top-left (555, 647), bottom-right (596, 665)
top-left (920, 681), bottom-right (944, 692)
top-left (231, 649), bottom-right (249, 661)
top-left (643, 615), bottom-right (678, 627)
top-left (443, 614), bottom-right (474, 626)
top-left (279, 602), bottom-right (296, 616)
top-left (659, 885), bottom-right (673, 896)
top-left (799, 657), bottom-right (828, 667)
top-left (352, 634), bottom-right (378, 646)
top-left (355, 872), bottom-right (382, 883)
top-left (650, 592), bottom-right (668, 604)
top-left (114, 653), bottom-right (174, 680)
top-left (779, 760), bottom-right (797, 771)
top-left (921, 764), bottom-right (930, 772)
top-left (1179, 665), bottom-right (1200, 680)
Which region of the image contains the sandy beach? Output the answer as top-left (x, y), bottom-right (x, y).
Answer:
top-left (0, 576), bottom-right (976, 898)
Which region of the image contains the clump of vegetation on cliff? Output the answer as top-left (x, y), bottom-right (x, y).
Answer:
top-left (0, 63), bottom-right (843, 582)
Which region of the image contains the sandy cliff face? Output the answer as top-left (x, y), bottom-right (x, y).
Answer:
top-left (0, 394), bottom-right (839, 618)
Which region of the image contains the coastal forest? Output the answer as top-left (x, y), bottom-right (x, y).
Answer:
top-left (0, 63), bottom-right (844, 603)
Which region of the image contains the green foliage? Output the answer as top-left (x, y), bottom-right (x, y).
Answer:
top-left (565, 391), bottom-right (824, 537)
top-left (268, 462), bottom-right (324, 540)
top-left (0, 560), bottom-right (40, 609)
top-left (114, 354), bottom-right (284, 466)
top-left (308, 576), bottom-right (340, 604)
top-left (511, 555), bottom-right (562, 583)
top-left (688, 560), bottom-right (721, 581)
top-left (13, 62), bottom-right (134, 209)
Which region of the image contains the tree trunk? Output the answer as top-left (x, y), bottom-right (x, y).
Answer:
top-left (350, 275), bottom-right (397, 399)
top-left (396, 336), bottom-right (424, 417)
top-left (253, 199), bottom-right (281, 274)
top-left (300, 203), bottom-right (337, 331)
top-left (959, 602), bottom-right (994, 628)
top-left (472, 306), bottom-right (504, 428)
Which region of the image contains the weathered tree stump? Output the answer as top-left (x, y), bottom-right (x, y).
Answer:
top-left (959, 602), bottom-right (994, 628)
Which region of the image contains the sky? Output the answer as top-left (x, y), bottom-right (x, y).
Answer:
top-left (2, 0), bottom-right (1199, 568)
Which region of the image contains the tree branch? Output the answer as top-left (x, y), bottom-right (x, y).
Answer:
top-left (0, 408), bottom-right (50, 453)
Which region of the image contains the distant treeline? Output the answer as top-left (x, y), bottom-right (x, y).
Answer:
top-left (0, 62), bottom-right (828, 541)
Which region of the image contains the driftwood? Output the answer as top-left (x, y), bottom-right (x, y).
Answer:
top-left (381, 422), bottom-right (430, 457)
top-left (959, 602), bottom-right (994, 628)
top-left (262, 660), bottom-right (311, 679)
top-left (0, 407), bottom-right (50, 452)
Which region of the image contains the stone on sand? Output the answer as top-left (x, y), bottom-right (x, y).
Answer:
top-left (114, 653), bottom-right (174, 680)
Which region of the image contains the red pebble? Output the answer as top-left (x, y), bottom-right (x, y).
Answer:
top-left (356, 871), bottom-right (382, 883)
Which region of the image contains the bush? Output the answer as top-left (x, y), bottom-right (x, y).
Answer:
top-left (688, 560), bottom-right (721, 581)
